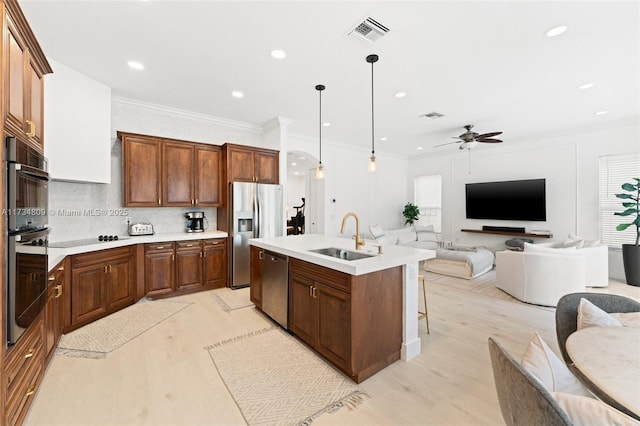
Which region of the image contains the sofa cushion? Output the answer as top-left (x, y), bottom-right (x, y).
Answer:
top-left (551, 392), bottom-right (640, 426)
top-left (396, 228), bottom-right (417, 244)
top-left (524, 242), bottom-right (577, 254)
top-left (415, 225), bottom-right (439, 243)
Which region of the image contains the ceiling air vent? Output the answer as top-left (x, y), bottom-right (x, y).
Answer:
top-left (347, 16), bottom-right (390, 45)
top-left (421, 112), bottom-right (445, 119)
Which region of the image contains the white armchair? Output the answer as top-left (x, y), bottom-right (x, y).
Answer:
top-left (538, 242), bottom-right (609, 287)
top-left (496, 250), bottom-right (586, 307)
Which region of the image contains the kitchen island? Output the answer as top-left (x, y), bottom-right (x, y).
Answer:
top-left (249, 234), bottom-right (435, 382)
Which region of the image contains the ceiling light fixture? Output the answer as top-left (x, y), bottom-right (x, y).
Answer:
top-left (291, 162), bottom-right (297, 166)
top-left (417, 147), bottom-right (423, 150)
top-left (322, 122), bottom-right (331, 127)
top-left (127, 60), bottom-right (144, 70)
top-left (380, 137), bottom-right (387, 141)
top-left (545, 25), bottom-right (567, 38)
top-left (394, 92), bottom-right (406, 98)
top-left (594, 110), bottom-right (608, 116)
top-left (271, 49), bottom-right (286, 59)
top-left (578, 83), bottom-right (595, 90)
top-left (367, 54), bottom-right (379, 172)
top-left (315, 84), bottom-right (325, 180)
top-left (231, 91), bottom-right (244, 98)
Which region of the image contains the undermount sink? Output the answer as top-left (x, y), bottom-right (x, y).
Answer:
top-left (309, 247), bottom-right (375, 261)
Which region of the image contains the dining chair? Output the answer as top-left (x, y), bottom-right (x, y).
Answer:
top-left (555, 292), bottom-right (640, 364)
top-left (488, 337), bottom-right (573, 426)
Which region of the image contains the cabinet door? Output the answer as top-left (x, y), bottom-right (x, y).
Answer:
top-left (122, 137), bottom-right (162, 207)
top-left (254, 150), bottom-right (279, 184)
top-left (44, 273), bottom-right (63, 362)
top-left (203, 242), bottom-right (227, 289)
top-left (195, 145), bottom-right (221, 206)
top-left (106, 256), bottom-right (134, 312)
top-left (163, 142), bottom-right (194, 206)
top-left (28, 61), bottom-right (44, 149)
top-left (176, 249), bottom-right (203, 291)
top-left (145, 250), bottom-right (175, 296)
top-left (315, 282), bottom-right (350, 370)
top-left (7, 21), bottom-right (26, 132)
top-left (249, 246), bottom-right (263, 307)
top-left (288, 273), bottom-right (315, 347)
top-left (228, 148), bottom-right (254, 182)
top-left (71, 264), bottom-right (106, 325)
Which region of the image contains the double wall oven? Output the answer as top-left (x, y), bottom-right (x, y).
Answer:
top-left (6, 137), bottom-right (49, 346)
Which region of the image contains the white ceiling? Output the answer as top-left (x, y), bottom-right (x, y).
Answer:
top-left (20, 1), bottom-right (639, 158)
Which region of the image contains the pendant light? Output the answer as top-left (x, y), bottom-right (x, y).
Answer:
top-left (366, 54), bottom-right (378, 172)
top-left (315, 84), bottom-right (325, 179)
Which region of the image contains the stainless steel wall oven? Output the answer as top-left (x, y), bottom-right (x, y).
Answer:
top-left (5, 137), bottom-right (49, 346)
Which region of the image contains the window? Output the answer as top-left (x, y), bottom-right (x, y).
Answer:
top-left (414, 175), bottom-right (442, 232)
top-left (599, 153), bottom-right (640, 247)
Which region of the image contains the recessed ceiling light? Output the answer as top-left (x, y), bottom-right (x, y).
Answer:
top-left (379, 137), bottom-right (387, 141)
top-left (594, 110), bottom-right (608, 116)
top-left (291, 162), bottom-right (297, 166)
top-left (231, 91), bottom-right (244, 98)
top-left (322, 122), bottom-right (331, 127)
top-left (577, 83), bottom-right (595, 90)
top-left (298, 156), bottom-right (306, 161)
top-left (127, 60), bottom-right (144, 70)
top-left (293, 172), bottom-right (300, 176)
top-left (417, 147), bottom-right (423, 150)
top-left (545, 25), bottom-right (567, 38)
top-left (271, 50), bottom-right (286, 59)
top-left (394, 92), bottom-right (406, 98)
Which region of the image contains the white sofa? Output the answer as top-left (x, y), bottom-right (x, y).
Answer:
top-left (495, 247), bottom-right (586, 307)
top-left (369, 224), bottom-right (440, 250)
top-left (537, 241), bottom-right (608, 288)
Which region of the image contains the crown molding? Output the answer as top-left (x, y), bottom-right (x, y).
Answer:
top-left (111, 96), bottom-right (263, 134)
top-left (262, 116), bottom-right (295, 133)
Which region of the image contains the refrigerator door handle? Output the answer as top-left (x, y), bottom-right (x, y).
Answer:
top-left (253, 184), bottom-right (260, 238)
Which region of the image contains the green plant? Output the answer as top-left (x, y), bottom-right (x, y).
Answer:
top-left (614, 177), bottom-right (640, 246)
top-left (402, 202), bottom-right (420, 226)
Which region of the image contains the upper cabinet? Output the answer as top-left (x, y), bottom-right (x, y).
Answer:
top-left (119, 132), bottom-right (221, 208)
top-left (224, 144), bottom-right (279, 184)
top-left (2, 0), bottom-right (52, 154)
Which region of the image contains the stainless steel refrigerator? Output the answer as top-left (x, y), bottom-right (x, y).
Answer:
top-left (229, 182), bottom-right (283, 288)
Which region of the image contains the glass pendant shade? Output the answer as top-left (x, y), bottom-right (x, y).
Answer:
top-left (315, 163), bottom-right (325, 179)
top-left (368, 154), bottom-right (376, 172)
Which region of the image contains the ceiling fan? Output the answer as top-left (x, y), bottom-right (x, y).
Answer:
top-left (434, 125), bottom-right (503, 150)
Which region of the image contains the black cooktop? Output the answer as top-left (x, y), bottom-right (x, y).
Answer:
top-left (49, 236), bottom-right (128, 248)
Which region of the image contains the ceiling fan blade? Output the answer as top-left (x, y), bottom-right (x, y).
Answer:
top-left (433, 141), bottom-right (461, 148)
top-left (476, 131), bottom-right (502, 139)
top-left (477, 138), bottom-right (503, 143)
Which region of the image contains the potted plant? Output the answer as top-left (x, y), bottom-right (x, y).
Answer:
top-left (402, 202), bottom-right (420, 226)
top-left (614, 178), bottom-right (640, 286)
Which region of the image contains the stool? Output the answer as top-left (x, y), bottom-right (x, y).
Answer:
top-left (418, 275), bottom-right (430, 334)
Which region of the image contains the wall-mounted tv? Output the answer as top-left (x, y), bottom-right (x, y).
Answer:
top-left (465, 179), bottom-right (546, 221)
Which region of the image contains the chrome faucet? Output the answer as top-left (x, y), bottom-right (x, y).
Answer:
top-left (340, 212), bottom-right (365, 251)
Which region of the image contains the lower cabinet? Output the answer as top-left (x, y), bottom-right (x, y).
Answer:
top-left (288, 258), bottom-right (402, 383)
top-left (3, 316), bottom-right (44, 426)
top-left (176, 241), bottom-right (203, 291)
top-left (249, 246), bottom-right (264, 308)
top-left (144, 242), bottom-right (175, 297)
top-left (69, 246), bottom-right (135, 330)
top-left (203, 239), bottom-right (227, 289)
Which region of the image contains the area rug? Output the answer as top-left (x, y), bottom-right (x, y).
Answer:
top-left (55, 298), bottom-right (192, 359)
top-left (205, 327), bottom-right (368, 426)
top-left (213, 287), bottom-right (253, 312)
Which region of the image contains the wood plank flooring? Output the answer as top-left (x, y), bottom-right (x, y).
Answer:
top-left (25, 276), bottom-right (640, 426)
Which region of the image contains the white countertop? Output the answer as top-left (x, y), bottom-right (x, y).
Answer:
top-left (250, 234), bottom-right (435, 275)
top-left (47, 230), bottom-right (227, 271)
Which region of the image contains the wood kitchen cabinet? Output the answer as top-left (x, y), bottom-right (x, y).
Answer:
top-left (120, 132), bottom-right (221, 208)
top-left (69, 246), bottom-right (135, 331)
top-left (3, 0), bottom-right (52, 153)
top-left (249, 245), bottom-right (264, 308)
top-left (144, 242), bottom-right (175, 297)
top-left (203, 238), bottom-right (227, 289)
top-left (176, 240), bottom-right (203, 291)
top-left (224, 144), bottom-right (279, 184)
top-left (288, 258), bottom-right (402, 383)
top-left (44, 261), bottom-right (65, 363)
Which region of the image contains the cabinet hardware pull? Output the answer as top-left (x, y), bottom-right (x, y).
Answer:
top-left (26, 384), bottom-right (36, 397)
top-left (312, 286), bottom-right (318, 299)
top-left (259, 250), bottom-right (264, 260)
top-left (48, 276), bottom-right (55, 281)
top-left (55, 285), bottom-right (63, 298)
top-left (109, 264), bottom-right (113, 273)
top-left (191, 200), bottom-right (194, 205)
top-left (186, 244), bottom-right (194, 247)
top-left (24, 348), bottom-right (35, 359)
top-left (25, 120), bottom-right (35, 137)
top-left (158, 198), bottom-right (161, 205)
top-left (195, 199), bottom-right (198, 205)
top-left (156, 246), bottom-right (165, 249)
top-left (104, 265), bottom-right (108, 273)
top-left (58, 266), bottom-right (65, 271)
top-left (172, 254), bottom-right (175, 261)
top-left (200, 252), bottom-right (203, 258)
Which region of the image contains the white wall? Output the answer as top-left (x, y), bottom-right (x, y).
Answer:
top-left (408, 119), bottom-right (640, 279)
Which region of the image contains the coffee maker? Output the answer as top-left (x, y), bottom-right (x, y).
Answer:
top-left (185, 211), bottom-right (206, 233)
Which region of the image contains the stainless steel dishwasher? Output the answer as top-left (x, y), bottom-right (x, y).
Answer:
top-left (261, 250), bottom-right (289, 329)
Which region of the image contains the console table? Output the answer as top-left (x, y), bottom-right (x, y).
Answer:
top-left (461, 229), bottom-right (552, 238)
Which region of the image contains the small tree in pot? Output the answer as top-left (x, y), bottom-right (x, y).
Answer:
top-left (403, 202), bottom-right (420, 226)
top-left (615, 177), bottom-right (640, 286)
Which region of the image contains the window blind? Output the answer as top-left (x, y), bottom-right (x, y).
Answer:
top-left (414, 175), bottom-right (442, 232)
top-left (599, 153), bottom-right (640, 247)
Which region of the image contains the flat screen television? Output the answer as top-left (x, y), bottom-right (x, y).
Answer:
top-left (465, 178), bottom-right (546, 221)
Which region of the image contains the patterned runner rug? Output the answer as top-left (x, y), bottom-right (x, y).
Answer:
top-left (56, 298), bottom-right (192, 359)
top-left (205, 327), bottom-right (368, 426)
top-left (214, 287), bottom-right (253, 312)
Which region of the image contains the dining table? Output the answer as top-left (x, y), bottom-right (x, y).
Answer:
top-left (566, 326), bottom-right (640, 419)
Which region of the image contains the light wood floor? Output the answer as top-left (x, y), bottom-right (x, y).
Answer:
top-left (25, 277), bottom-right (640, 426)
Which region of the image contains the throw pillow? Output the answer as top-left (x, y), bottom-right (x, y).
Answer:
top-left (369, 225), bottom-right (385, 239)
top-left (521, 332), bottom-right (594, 397)
top-left (551, 392), bottom-right (640, 426)
top-left (611, 312), bottom-right (640, 327)
top-left (415, 225), bottom-right (440, 242)
top-left (559, 239), bottom-right (585, 249)
top-left (577, 298), bottom-right (623, 330)
top-left (397, 228), bottom-right (418, 244)
top-left (568, 233), bottom-right (601, 248)
top-left (524, 242), bottom-right (577, 254)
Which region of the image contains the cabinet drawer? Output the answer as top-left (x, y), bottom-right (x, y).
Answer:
top-left (144, 242), bottom-right (175, 253)
top-left (6, 356), bottom-right (43, 426)
top-left (289, 258), bottom-right (351, 293)
top-left (5, 316), bottom-right (43, 405)
top-left (203, 238), bottom-right (226, 248)
top-left (176, 240), bottom-right (202, 251)
top-left (72, 246), bottom-right (134, 268)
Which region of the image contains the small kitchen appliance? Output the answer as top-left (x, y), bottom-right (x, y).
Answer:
top-left (128, 223), bottom-right (154, 236)
top-left (185, 211), bottom-right (207, 233)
